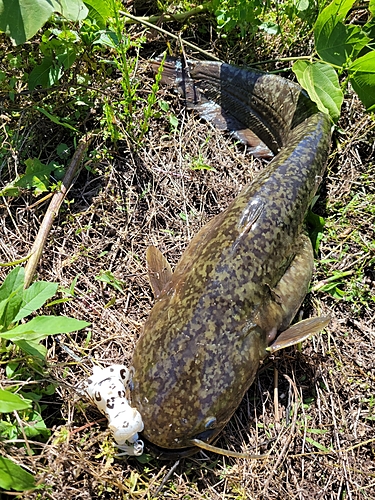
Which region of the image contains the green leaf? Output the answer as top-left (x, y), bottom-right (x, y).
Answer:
top-left (370, 0), bottom-right (375, 16)
top-left (0, 158), bottom-right (54, 196)
top-left (0, 389), bottom-right (32, 412)
top-left (56, 46), bottom-right (77, 71)
top-left (0, 269), bottom-right (25, 329)
top-left (17, 158), bottom-right (53, 194)
top-left (14, 340), bottom-right (47, 359)
top-left (305, 436), bottom-right (333, 453)
top-left (314, 0), bottom-right (361, 66)
top-left (169, 114), bottom-right (178, 129)
top-left (0, 456), bottom-right (35, 491)
top-left (14, 282), bottom-right (59, 322)
top-left (292, 60), bottom-right (343, 121)
top-left (306, 210), bottom-right (326, 254)
top-left (0, 0), bottom-right (88, 45)
top-left (35, 106), bottom-right (79, 131)
top-left (295, 0), bottom-right (309, 11)
top-left (0, 291), bottom-right (23, 330)
top-left (0, 267), bottom-right (24, 300)
top-left (84, 0), bottom-right (112, 27)
top-left (54, 0), bottom-right (88, 21)
top-left (28, 56), bottom-right (54, 90)
top-left (0, 186), bottom-right (20, 196)
top-left (348, 51), bottom-right (375, 111)
top-left (0, 316), bottom-right (90, 341)
top-left (93, 30), bottom-right (119, 48)
top-left (22, 411), bottom-right (50, 438)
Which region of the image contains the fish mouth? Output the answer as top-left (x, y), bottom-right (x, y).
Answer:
top-left (140, 436), bottom-right (199, 460)
top-left (141, 427), bottom-right (222, 460)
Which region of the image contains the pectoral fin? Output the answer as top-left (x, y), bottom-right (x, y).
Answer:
top-left (146, 246), bottom-right (173, 299)
top-left (267, 315), bottom-right (330, 353)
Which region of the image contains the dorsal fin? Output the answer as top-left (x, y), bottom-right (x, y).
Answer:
top-left (267, 315), bottom-right (330, 353)
top-left (146, 246), bottom-right (173, 299)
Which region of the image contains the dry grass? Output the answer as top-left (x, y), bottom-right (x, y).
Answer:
top-left (1, 15), bottom-right (375, 500)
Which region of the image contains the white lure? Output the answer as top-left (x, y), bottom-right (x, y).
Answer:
top-left (83, 364), bottom-right (144, 456)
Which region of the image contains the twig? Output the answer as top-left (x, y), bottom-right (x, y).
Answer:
top-left (120, 10), bottom-right (222, 62)
top-left (70, 418), bottom-right (107, 435)
top-left (123, 3), bottom-right (211, 25)
top-left (263, 374), bottom-right (299, 492)
top-left (154, 459), bottom-right (180, 495)
top-left (24, 135), bottom-right (92, 288)
top-left (274, 366), bottom-right (279, 423)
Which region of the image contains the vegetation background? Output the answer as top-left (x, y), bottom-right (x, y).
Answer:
top-left (0, 0), bottom-right (374, 498)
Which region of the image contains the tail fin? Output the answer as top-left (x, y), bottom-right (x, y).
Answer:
top-left (151, 57), bottom-right (273, 159)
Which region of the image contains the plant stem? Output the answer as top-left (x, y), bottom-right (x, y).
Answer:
top-left (311, 270), bottom-right (355, 293)
top-left (24, 135), bottom-right (92, 288)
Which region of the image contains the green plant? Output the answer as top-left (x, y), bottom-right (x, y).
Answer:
top-left (209, 0), bottom-right (375, 119)
top-left (293, 0), bottom-right (375, 118)
top-left (0, 456), bottom-right (36, 492)
top-left (95, 269), bottom-right (125, 294)
top-left (0, 266), bottom-right (89, 493)
top-left (0, 0), bottom-right (88, 45)
top-left (0, 157), bottom-right (65, 197)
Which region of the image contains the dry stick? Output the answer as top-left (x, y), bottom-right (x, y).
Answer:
top-left (24, 135), bottom-right (92, 288)
top-left (124, 3), bottom-right (210, 26)
top-left (120, 10), bottom-right (222, 62)
top-left (263, 374), bottom-right (299, 493)
top-left (274, 366), bottom-right (279, 423)
top-left (154, 460), bottom-right (180, 496)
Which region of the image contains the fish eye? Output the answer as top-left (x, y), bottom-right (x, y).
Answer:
top-left (204, 417), bottom-right (217, 429)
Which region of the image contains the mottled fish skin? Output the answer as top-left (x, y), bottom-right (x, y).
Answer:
top-left (131, 61), bottom-right (332, 454)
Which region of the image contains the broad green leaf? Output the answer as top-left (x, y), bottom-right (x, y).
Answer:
top-left (314, 0), bottom-right (360, 66)
top-left (52, 0), bottom-right (88, 20)
top-left (28, 57), bottom-right (54, 90)
top-left (0, 420), bottom-right (18, 440)
top-left (56, 47), bottom-right (77, 71)
top-left (0, 158), bottom-right (54, 195)
top-left (0, 315), bottom-right (90, 341)
top-left (0, 267), bottom-right (24, 300)
top-left (14, 340), bottom-right (47, 359)
top-left (16, 158), bottom-right (53, 194)
top-left (292, 60), bottom-right (343, 121)
top-left (0, 298), bottom-right (9, 328)
top-left (0, 389), bottom-right (32, 412)
top-left (84, 0), bottom-right (112, 27)
top-left (35, 106), bottom-right (79, 131)
top-left (0, 0), bottom-right (88, 45)
top-left (93, 30), bottom-right (119, 48)
top-left (345, 25), bottom-right (371, 58)
top-left (0, 456), bottom-right (35, 491)
top-left (369, 0), bottom-right (375, 16)
top-left (0, 186), bottom-right (20, 196)
top-left (1, 291), bottom-right (23, 330)
top-left (348, 51), bottom-right (375, 111)
top-left (295, 0), bottom-right (309, 11)
top-left (14, 282), bottom-right (59, 322)
top-left (21, 410), bottom-right (50, 438)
